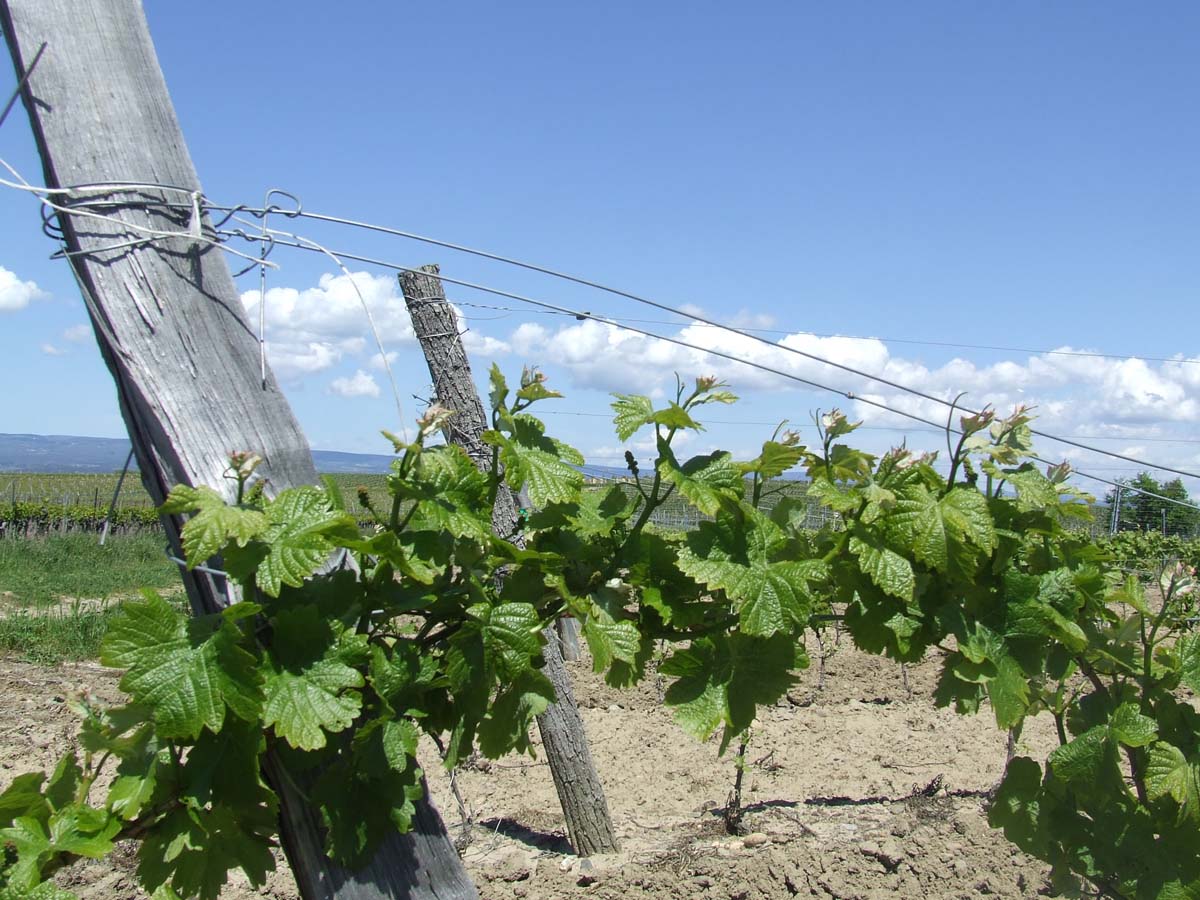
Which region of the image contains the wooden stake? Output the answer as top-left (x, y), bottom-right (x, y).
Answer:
top-left (400, 264), bottom-right (619, 856)
top-left (0, 4), bottom-right (476, 897)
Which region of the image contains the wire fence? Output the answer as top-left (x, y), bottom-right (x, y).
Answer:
top-left (580, 476), bottom-right (844, 534)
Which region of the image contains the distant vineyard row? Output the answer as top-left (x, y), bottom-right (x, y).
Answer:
top-left (0, 473), bottom-right (393, 536)
top-left (6, 473), bottom-right (1195, 577)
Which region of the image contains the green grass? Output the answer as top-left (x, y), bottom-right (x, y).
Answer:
top-left (0, 604), bottom-right (118, 664)
top-left (0, 532), bottom-right (178, 607)
top-left (0, 533), bottom-right (183, 664)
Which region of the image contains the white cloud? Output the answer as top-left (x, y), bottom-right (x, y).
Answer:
top-left (511, 322), bottom-right (548, 356)
top-left (241, 272), bottom-right (509, 382)
top-left (40, 343), bottom-right (66, 356)
top-left (513, 314), bottom-right (1200, 482)
top-left (329, 369), bottom-right (381, 398)
top-left (462, 330), bottom-right (510, 356)
top-left (242, 271), bottom-right (414, 381)
top-left (729, 309), bottom-right (777, 330)
top-left (62, 324), bottom-right (92, 343)
top-left (0, 266), bottom-right (48, 312)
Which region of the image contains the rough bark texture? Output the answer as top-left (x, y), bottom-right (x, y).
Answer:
top-left (557, 617), bottom-right (582, 662)
top-left (400, 265), bottom-right (619, 856)
top-left (1, 4), bottom-right (477, 898)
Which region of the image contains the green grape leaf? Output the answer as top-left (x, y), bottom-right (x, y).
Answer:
top-left (513, 448), bottom-right (584, 506)
top-left (661, 633), bottom-right (797, 751)
top-left (478, 669), bottom-right (556, 757)
top-left (941, 486), bottom-right (998, 553)
top-left (988, 756), bottom-right (1048, 856)
top-left (256, 488), bottom-right (358, 597)
top-left (806, 477), bottom-right (860, 513)
top-left (476, 602), bottom-right (543, 681)
top-left (678, 509), bottom-right (823, 636)
top-left (404, 447), bottom-right (490, 540)
top-left (888, 484), bottom-right (994, 575)
top-left (1, 815), bottom-right (52, 892)
top-left (0, 772), bottom-right (47, 827)
top-left (987, 654), bottom-right (1031, 730)
top-left (104, 723), bottom-right (165, 821)
top-left (1003, 465), bottom-right (1060, 512)
top-left (859, 482), bottom-right (897, 525)
top-left (1109, 703), bottom-right (1158, 748)
top-left (0, 882), bottom-right (79, 900)
top-left (161, 485), bottom-right (268, 566)
top-left (1176, 635), bottom-right (1200, 694)
top-left (100, 592), bottom-right (262, 740)
top-left (658, 450), bottom-right (742, 516)
top-left (849, 534), bottom-right (915, 602)
top-left (43, 755), bottom-right (81, 813)
top-left (107, 768), bottom-right (158, 822)
top-left (740, 441), bottom-right (806, 479)
top-left (612, 394), bottom-right (654, 441)
top-left (647, 403), bottom-right (703, 432)
top-left (1147, 743), bottom-right (1200, 823)
top-left (137, 804), bottom-right (275, 900)
top-left (552, 438), bottom-right (586, 466)
top-left (890, 486), bottom-right (951, 572)
top-left (313, 757), bottom-right (424, 867)
top-left (46, 805), bottom-right (120, 858)
top-left (515, 380), bottom-right (563, 403)
top-left (352, 717), bottom-right (421, 779)
top-left (262, 607), bottom-right (365, 751)
top-left (488, 363), bottom-right (509, 412)
top-left (1005, 599), bottom-right (1087, 653)
top-left (1049, 727), bottom-right (1111, 784)
top-left (494, 416), bottom-right (584, 506)
top-left (582, 616), bottom-right (641, 672)
top-left (558, 486), bottom-right (636, 538)
top-left (1, 806), bottom-right (119, 893)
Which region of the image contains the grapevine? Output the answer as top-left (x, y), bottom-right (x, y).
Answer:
top-left (2, 368), bottom-right (1198, 899)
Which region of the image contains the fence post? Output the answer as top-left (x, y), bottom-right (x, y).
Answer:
top-left (1, 5), bottom-right (477, 898)
top-left (400, 264), bottom-right (619, 856)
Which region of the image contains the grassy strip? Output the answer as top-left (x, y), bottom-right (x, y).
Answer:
top-left (0, 532), bottom-right (177, 607)
top-left (0, 604), bottom-right (117, 665)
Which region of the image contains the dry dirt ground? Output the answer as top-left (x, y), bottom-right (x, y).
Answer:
top-left (1, 633), bottom-right (1059, 899)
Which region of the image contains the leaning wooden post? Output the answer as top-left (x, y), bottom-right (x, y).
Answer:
top-left (400, 264), bottom-right (620, 856)
top-left (1, 4), bottom-right (477, 899)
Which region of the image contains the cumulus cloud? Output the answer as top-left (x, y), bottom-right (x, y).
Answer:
top-left (40, 343), bottom-right (66, 356)
top-left (462, 330), bottom-right (510, 356)
top-left (329, 369), bottom-right (381, 398)
top-left (241, 272), bottom-right (510, 382)
top-left (241, 272), bottom-right (415, 381)
top-left (0, 266), bottom-right (48, 312)
top-left (62, 324), bottom-right (92, 343)
top-left (513, 316), bottom-right (1200, 479)
top-left (368, 351), bottom-right (399, 371)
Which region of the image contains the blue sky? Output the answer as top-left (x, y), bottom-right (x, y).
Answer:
top-left (2, 3), bottom-right (1198, 494)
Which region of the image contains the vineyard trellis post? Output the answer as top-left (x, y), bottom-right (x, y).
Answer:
top-left (399, 264), bottom-right (619, 856)
top-left (0, 3), bottom-right (477, 898)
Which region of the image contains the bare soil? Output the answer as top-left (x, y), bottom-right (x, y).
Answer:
top-left (1, 631), bottom-right (1057, 899)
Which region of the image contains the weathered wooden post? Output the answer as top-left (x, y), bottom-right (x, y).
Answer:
top-left (1, 3), bottom-right (477, 898)
top-left (400, 264), bottom-right (620, 856)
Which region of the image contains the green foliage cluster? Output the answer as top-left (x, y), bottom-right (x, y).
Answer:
top-left (1106, 472), bottom-right (1200, 537)
top-left (2, 501), bottom-right (160, 535)
top-left (1099, 531), bottom-right (1200, 577)
top-left (3, 370), bottom-right (1199, 898)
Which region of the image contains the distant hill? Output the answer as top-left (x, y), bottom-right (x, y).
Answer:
top-left (0, 434), bottom-right (792, 482)
top-left (0, 433), bottom-right (400, 475)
